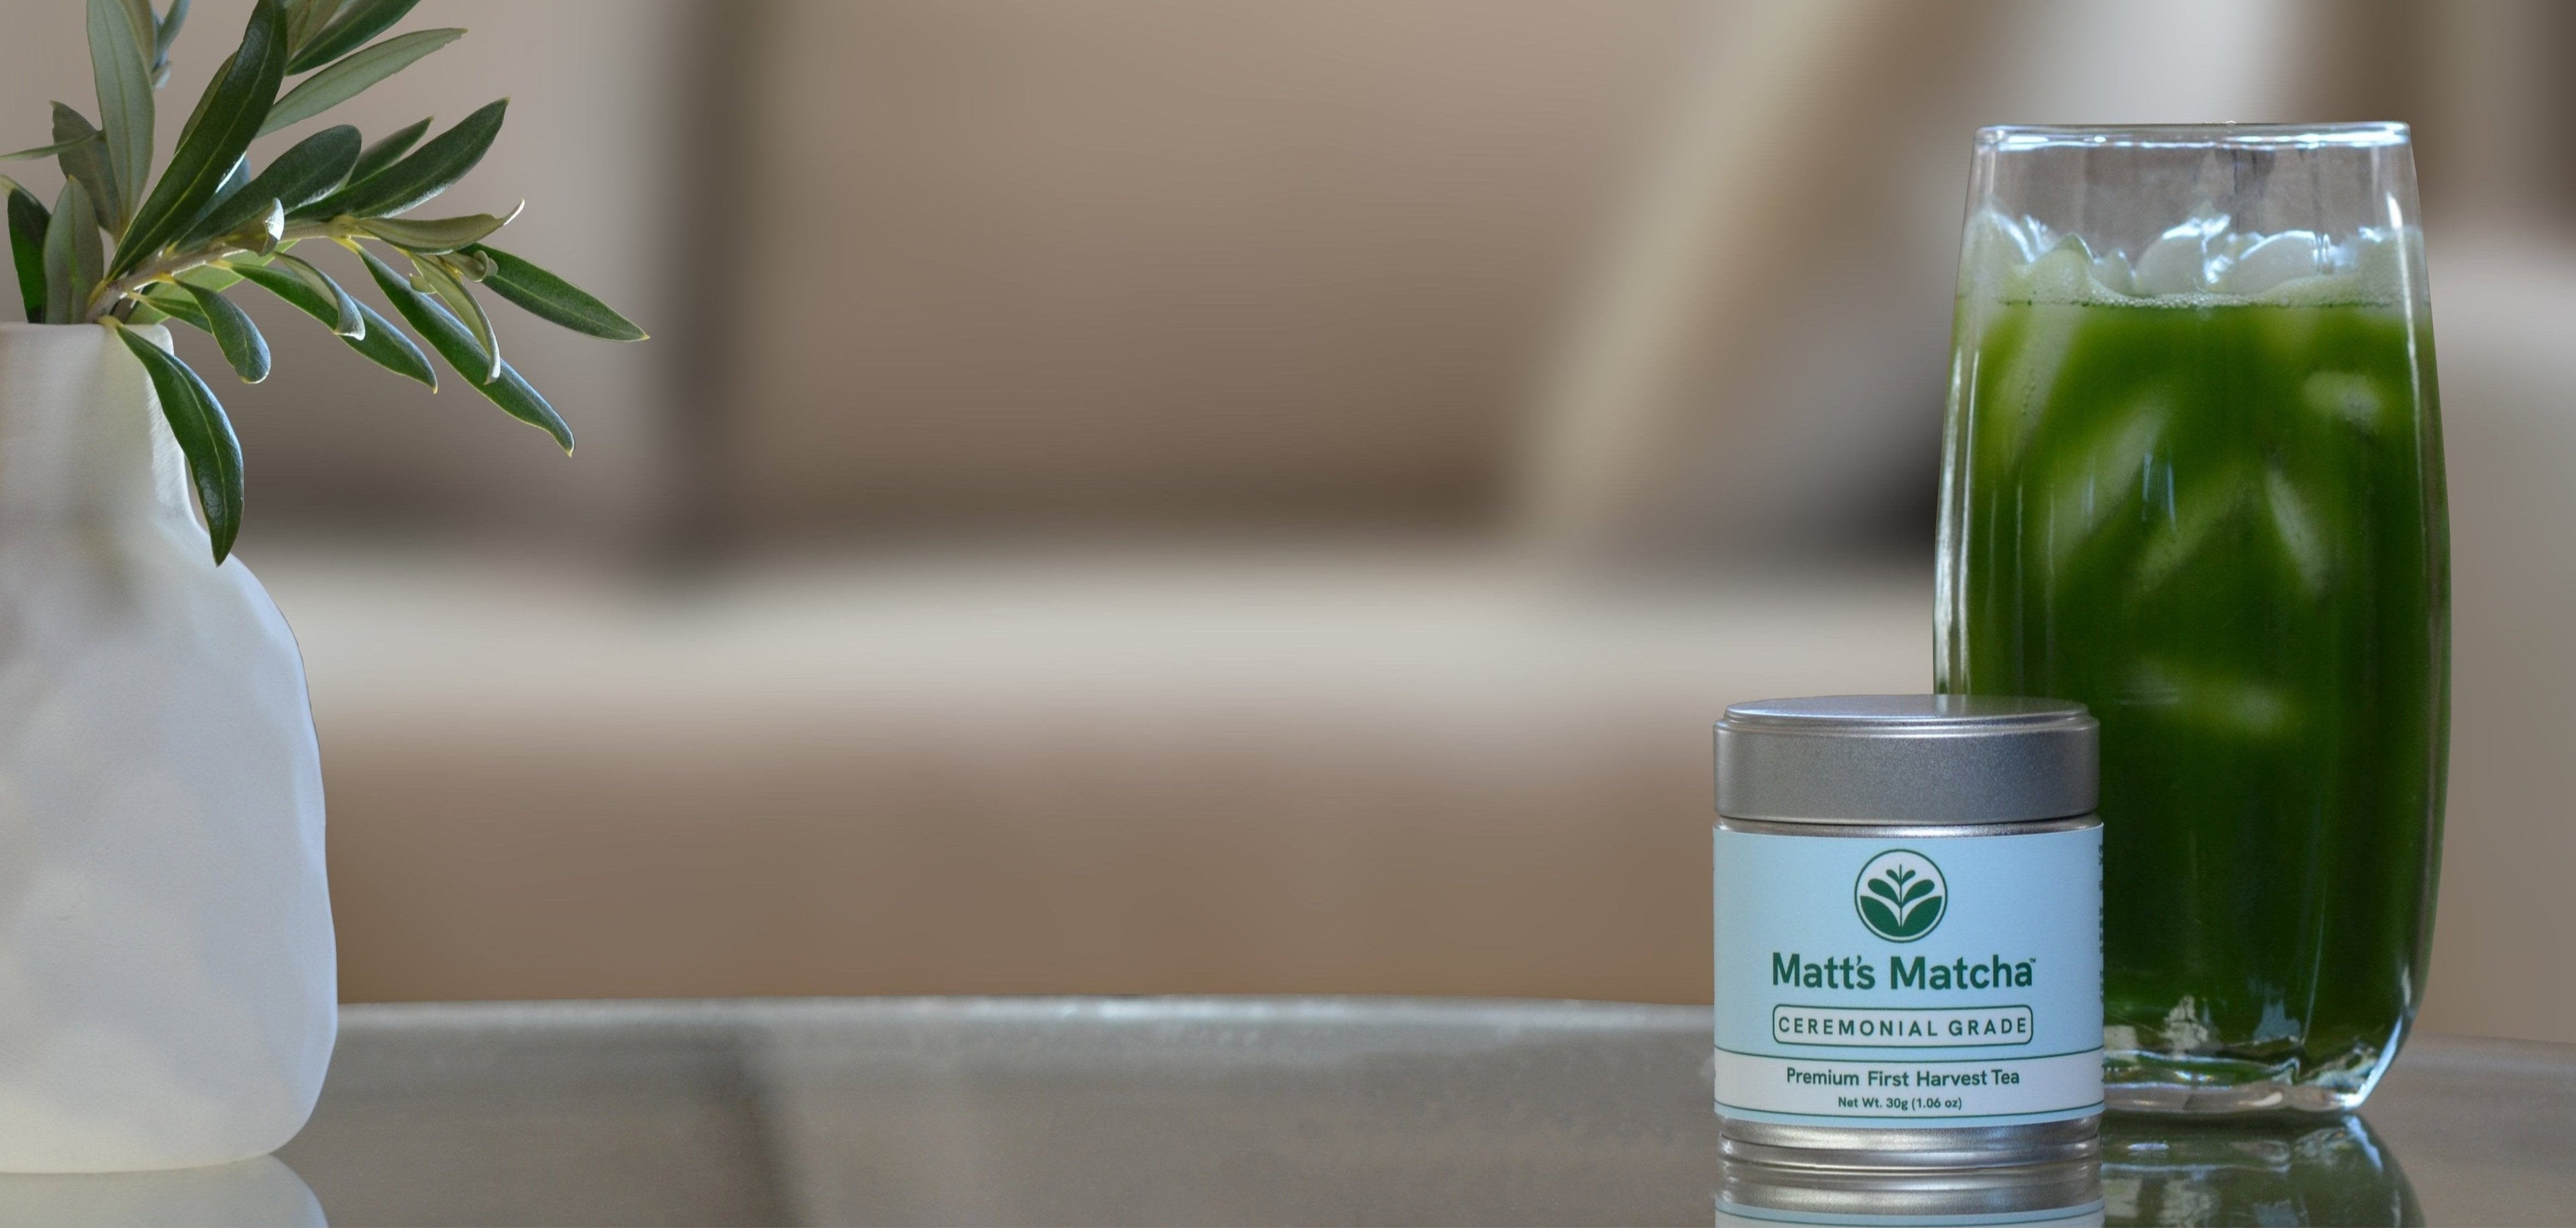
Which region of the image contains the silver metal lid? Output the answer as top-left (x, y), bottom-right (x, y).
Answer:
top-left (1715, 695), bottom-right (2096, 824)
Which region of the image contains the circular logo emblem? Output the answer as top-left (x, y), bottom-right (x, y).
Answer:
top-left (1854, 850), bottom-right (1946, 942)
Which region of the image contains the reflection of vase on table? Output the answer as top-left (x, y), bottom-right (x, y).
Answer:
top-left (0, 1156), bottom-right (323, 1226)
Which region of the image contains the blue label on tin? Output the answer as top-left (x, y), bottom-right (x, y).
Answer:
top-left (1713, 824), bottom-right (2102, 1127)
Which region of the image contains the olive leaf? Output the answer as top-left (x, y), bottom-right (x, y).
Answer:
top-left (50, 105), bottom-right (123, 235)
top-left (338, 297), bottom-right (435, 385)
top-left (117, 0), bottom-right (155, 41)
top-left (44, 179), bottom-right (101, 323)
top-left (347, 117), bottom-right (430, 185)
top-left (295, 98), bottom-right (503, 221)
top-left (232, 255), bottom-right (438, 386)
top-left (439, 244), bottom-right (493, 280)
top-left (181, 280), bottom-right (270, 382)
top-left (88, 0), bottom-right (157, 229)
top-left (407, 248), bottom-right (495, 381)
top-left (0, 134), bottom-right (103, 163)
top-left (467, 243), bottom-right (644, 340)
top-left (227, 251), bottom-right (360, 334)
top-left (139, 280), bottom-right (212, 329)
top-left (177, 259), bottom-right (247, 293)
top-left (152, 0), bottom-right (192, 83)
top-left (204, 152), bottom-right (250, 211)
top-left (360, 244), bottom-right (571, 451)
top-left (112, 0), bottom-right (286, 279)
top-left (116, 322), bottom-right (244, 562)
top-left (182, 123), bottom-right (360, 246)
top-left (5, 183), bottom-right (48, 322)
top-left (282, 0), bottom-right (339, 56)
top-left (280, 253), bottom-right (362, 329)
top-left (357, 205), bottom-right (515, 254)
top-left (288, 0), bottom-right (421, 74)
top-left (243, 199), bottom-right (285, 255)
top-left (263, 28), bottom-right (462, 135)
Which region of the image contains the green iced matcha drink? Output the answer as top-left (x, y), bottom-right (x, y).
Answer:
top-left (1937, 211), bottom-right (2447, 1109)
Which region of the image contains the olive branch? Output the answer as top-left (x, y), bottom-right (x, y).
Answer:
top-left (0, 0), bottom-right (643, 562)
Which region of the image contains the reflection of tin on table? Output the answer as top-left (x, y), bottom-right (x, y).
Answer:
top-left (1717, 1157), bottom-right (2105, 1225)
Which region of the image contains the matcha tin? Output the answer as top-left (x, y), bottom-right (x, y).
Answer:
top-left (1713, 695), bottom-right (2103, 1169)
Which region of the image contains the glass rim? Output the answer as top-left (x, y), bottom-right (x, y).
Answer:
top-left (1976, 122), bottom-right (2410, 152)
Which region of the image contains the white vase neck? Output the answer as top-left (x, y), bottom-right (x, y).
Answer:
top-left (0, 323), bottom-right (201, 527)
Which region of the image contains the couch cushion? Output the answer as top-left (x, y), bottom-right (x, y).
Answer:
top-left (257, 544), bottom-right (1928, 1004)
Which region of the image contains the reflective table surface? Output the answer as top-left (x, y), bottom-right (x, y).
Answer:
top-left (23, 999), bottom-right (2573, 1225)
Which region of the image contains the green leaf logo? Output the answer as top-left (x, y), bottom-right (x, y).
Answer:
top-left (1854, 850), bottom-right (1946, 943)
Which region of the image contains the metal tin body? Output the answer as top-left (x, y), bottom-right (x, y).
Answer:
top-left (1713, 696), bottom-right (2103, 1170)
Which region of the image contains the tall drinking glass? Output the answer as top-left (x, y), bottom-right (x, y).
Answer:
top-left (1935, 124), bottom-right (2445, 1112)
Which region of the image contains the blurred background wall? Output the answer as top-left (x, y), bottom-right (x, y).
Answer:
top-left (1, 0), bottom-right (2572, 1045)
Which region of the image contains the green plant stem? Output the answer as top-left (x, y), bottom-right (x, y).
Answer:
top-left (85, 217), bottom-right (347, 319)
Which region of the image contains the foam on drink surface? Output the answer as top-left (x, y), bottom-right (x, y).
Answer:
top-left (1961, 207), bottom-right (2421, 307)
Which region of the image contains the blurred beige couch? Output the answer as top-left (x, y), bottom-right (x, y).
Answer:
top-left (3, 1), bottom-right (2570, 1045)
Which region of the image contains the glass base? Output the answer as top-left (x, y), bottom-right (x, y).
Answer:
top-left (2104, 1043), bottom-right (2393, 1114)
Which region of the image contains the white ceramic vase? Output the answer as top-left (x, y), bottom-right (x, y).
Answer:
top-left (0, 323), bottom-right (334, 1171)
